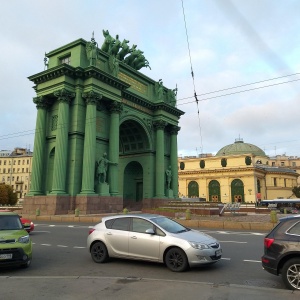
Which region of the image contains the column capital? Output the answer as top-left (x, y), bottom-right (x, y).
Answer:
top-left (153, 120), bottom-right (167, 130)
top-left (33, 96), bottom-right (49, 109)
top-left (109, 101), bottom-right (123, 114)
top-left (170, 125), bottom-right (181, 135)
top-left (54, 89), bottom-right (75, 104)
top-left (82, 91), bottom-right (102, 105)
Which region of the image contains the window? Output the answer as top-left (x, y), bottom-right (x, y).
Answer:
top-left (110, 218), bottom-right (130, 231)
top-left (271, 162), bottom-right (275, 166)
top-left (7, 176), bottom-right (10, 181)
top-left (292, 162), bottom-right (296, 167)
top-left (284, 179), bottom-right (287, 187)
top-left (281, 162), bottom-right (285, 166)
top-left (25, 185), bottom-right (27, 190)
top-left (17, 168), bottom-right (20, 173)
top-left (60, 55), bottom-right (71, 65)
top-left (273, 178), bottom-right (277, 187)
top-left (287, 221), bottom-right (300, 235)
top-left (13, 168), bottom-right (15, 172)
top-left (26, 168), bottom-right (28, 172)
top-left (12, 176), bottom-right (14, 181)
top-left (4, 161), bottom-right (6, 165)
top-left (132, 218), bottom-right (153, 233)
top-left (22, 160), bottom-right (25, 165)
top-left (13, 161), bottom-right (16, 165)
top-left (22, 168), bottom-right (24, 173)
top-left (2, 176), bottom-right (5, 182)
top-left (51, 115), bottom-right (58, 131)
top-left (3, 168), bottom-right (6, 173)
top-left (27, 160), bottom-right (29, 164)
top-left (0, 160), bottom-right (1, 165)
top-left (9, 161), bottom-right (11, 165)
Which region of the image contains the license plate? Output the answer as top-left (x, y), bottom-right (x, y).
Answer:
top-left (0, 253), bottom-right (13, 260)
top-left (215, 249), bottom-right (222, 257)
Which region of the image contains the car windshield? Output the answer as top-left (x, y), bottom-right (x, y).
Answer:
top-left (0, 216), bottom-right (23, 230)
top-left (152, 216), bottom-right (190, 233)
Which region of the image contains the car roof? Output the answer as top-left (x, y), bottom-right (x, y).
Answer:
top-left (102, 213), bottom-right (163, 221)
top-left (279, 214), bottom-right (300, 222)
top-left (0, 211), bottom-right (19, 216)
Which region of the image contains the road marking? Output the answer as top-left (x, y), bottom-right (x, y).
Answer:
top-left (49, 225), bottom-right (56, 227)
top-left (41, 244), bottom-right (51, 246)
top-left (57, 245), bottom-right (68, 248)
top-left (243, 260), bottom-right (261, 263)
top-left (74, 246), bottom-right (86, 249)
top-left (221, 257), bottom-right (231, 260)
top-left (68, 225), bottom-right (75, 228)
top-left (218, 241), bottom-right (247, 243)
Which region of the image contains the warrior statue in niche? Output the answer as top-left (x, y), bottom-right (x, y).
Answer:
top-left (97, 152), bottom-right (117, 184)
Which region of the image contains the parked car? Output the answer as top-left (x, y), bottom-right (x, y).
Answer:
top-left (0, 211), bottom-right (32, 268)
top-left (87, 214), bottom-right (222, 272)
top-left (0, 210), bottom-right (34, 233)
top-left (262, 214), bottom-right (300, 290)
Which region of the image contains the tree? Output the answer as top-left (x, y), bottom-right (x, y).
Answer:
top-left (0, 183), bottom-right (18, 205)
top-left (292, 186), bottom-right (300, 198)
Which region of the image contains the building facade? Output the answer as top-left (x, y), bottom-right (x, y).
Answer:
top-left (23, 33), bottom-right (184, 215)
top-left (178, 139), bottom-right (299, 203)
top-left (0, 148), bottom-right (33, 200)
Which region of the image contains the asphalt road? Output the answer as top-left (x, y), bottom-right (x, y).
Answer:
top-left (1, 221), bottom-right (298, 299)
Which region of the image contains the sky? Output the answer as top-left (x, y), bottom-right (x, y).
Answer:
top-left (1, 0), bottom-right (300, 158)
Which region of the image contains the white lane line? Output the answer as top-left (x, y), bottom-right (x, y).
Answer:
top-left (218, 241), bottom-right (247, 243)
top-left (57, 245), bottom-right (68, 248)
top-left (68, 225), bottom-right (75, 228)
top-left (49, 225), bottom-right (56, 227)
top-left (41, 244), bottom-right (51, 246)
top-left (243, 259), bottom-right (261, 263)
top-left (73, 246), bottom-right (86, 249)
top-left (251, 233), bottom-right (265, 236)
top-left (221, 257), bottom-right (231, 260)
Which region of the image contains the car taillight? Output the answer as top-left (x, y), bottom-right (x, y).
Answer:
top-left (264, 237), bottom-right (274, 248)
top-left (88, 228), bottom-right (95, 235)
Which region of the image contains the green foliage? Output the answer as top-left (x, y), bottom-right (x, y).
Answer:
top-left (292, 186), bottom-right (300, 198)
top-left (0, 183), bottom-right (18, 205)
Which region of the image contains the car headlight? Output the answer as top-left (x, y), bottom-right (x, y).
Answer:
top-left (189, 241), bottom-right (210, 250)
top-left (18, 235), bottom-right (30, 244)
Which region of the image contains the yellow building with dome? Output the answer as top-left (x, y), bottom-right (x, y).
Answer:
top-left (178, 138), bottom-right (299, 204)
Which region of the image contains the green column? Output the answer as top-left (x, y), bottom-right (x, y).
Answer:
top-left (170, 126), bottom-right (180, 198)
top-left (28, 96), bottom-right (48, 196)
top-left (154, 120), bottom-right (167, 198)
top-left (50, 89), bottom-right (75, 195)
top-left (108, 101), bottom-right (123, 196)
top-left (80, 91), bottom-right (102, 194)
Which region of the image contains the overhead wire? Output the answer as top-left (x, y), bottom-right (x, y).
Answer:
top-left (181, 0), bottom-right (203, 153)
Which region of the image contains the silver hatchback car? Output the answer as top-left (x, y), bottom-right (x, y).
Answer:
top-left (87, 214), bottom-right (222, 272)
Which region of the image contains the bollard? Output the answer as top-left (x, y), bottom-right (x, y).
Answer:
top-left (36, 208), bottom-right (40, 216)
top-left (185, 209), bottom-right (191, 220)
top-left (123, 208), bottom-right (129, 214)
top-left (75, 208), bottom-right (80, 217)
top-left (284, 208), bottom-right (287, 214)
top-left (270, 210), bottom-right (278, 223)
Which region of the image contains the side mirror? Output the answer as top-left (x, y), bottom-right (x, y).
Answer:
top-left (146, 228), bottom-right (155, 235)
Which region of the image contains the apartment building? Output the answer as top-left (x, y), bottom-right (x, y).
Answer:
top-left (0, 148), bottom-right (33, 199)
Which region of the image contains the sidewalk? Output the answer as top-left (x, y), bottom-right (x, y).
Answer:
top-left (0, 276), bottom-right (299, 300)
top-left (22, 211), bottom-right (277, 231)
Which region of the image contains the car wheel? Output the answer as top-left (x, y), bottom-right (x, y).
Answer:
top-left (165, 247), bottom-right (188, 272)
top-left (282, 258), bottom-right (300, 290)
top-left (91, 241), bottom-right (109, 263)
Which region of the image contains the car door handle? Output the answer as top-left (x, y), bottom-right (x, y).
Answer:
top-left (131, 236), bottom-right (137, 239)
top-left (106, 232), bottom-right (112, 235)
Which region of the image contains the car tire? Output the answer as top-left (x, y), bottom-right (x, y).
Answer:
top-left (165, 247), bottom-right (188, 272)
top-left (90, 241), bottom-right (109, 263)
top-left (282, 258), bottom-right (300, 290)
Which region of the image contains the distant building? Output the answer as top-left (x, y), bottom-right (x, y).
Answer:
top-left (268, 154), bottom-right (300, 185)
top-left (0, 148), bottom-right (33, 199)
top-left (178, 138), bottom-right (299, 203)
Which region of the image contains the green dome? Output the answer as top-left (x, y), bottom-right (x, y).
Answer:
top-left (216, 138), bottom-right (266, 157)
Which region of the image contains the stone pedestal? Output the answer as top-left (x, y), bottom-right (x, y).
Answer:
top-left (96, 182), bottom-right (110, 196)
top-left (166, 189), bottom-right (174, 198)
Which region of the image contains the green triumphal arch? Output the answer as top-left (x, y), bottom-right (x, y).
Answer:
top-left (23, 31), bottom-right (184, 215)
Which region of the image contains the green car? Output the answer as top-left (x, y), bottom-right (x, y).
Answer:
top-left (0, 211), bottom-right (32, 268)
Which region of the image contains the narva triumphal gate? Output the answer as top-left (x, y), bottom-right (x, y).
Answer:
top-left (23, 31), bottom-right (184, 215)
